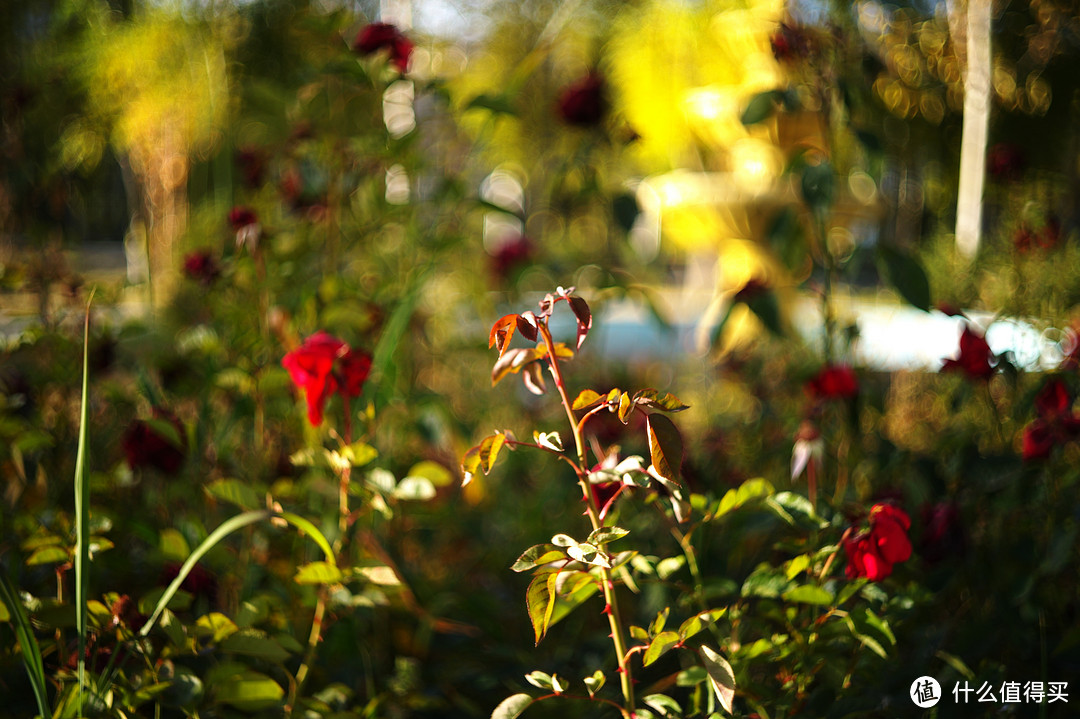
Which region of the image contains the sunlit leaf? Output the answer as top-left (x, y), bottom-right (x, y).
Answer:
top-left (568, 296), bottom-right (592, 351)
top-left (213, 670), bottom-right (284, 711)
top-left (294, 562), bottom-right (343, 585)
top-left (524, 671), bottom-right (553, 690)
top-left (782, 585), bottom-right (833, 606)
top-left (526, 571), bottom-right (560, 644)
top-left (584, 670), bottom-right (605, 697)
top-left (206, 478), bottom-right (259, 510)
top-left (405, 460), bottom-right (454, 488)
top-left (643, 631), bottom-right (680, 666)
top-left (572, 389), bottom-right (603, 410)
top-left (700, 645), bottom-right (736, 714)
top-left (647, 414), bottom-right (683, 482)
top-left (678, 608), bottom-right (726, 642)
top-left (644, 693), bottom-right (683, 717)
top-left (196, 613), bottom-right (238, 643)
top-left (489, 314), bottom-right (519, 357)
top-left (633, 389), bottom-right (689, 412)
top-left (618, 391), bottom-right (633, 424)
top-left (586, 526), bottom-right (629, 545)
top-left (26, 546), bottom-right (69, 566)
top-left (512, 544), bottom-right (567, 572)
top-left (534, 431), bottom-right (563, 452)
top-left (516, 312), bottom-right (539, 342)
top-left (491, 693), bottom-right (533, 719)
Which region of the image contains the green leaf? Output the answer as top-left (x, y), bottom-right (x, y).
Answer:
top-left (295, 562), bottom-right (343, 585)
top-left (196, 612), bottom-right (239, 643)
top-left (782, 585), bottom-right (833, 606)
top-left (613, 192), bottom-right (640, 233)
top-left (741, 90), bottom-right (782, 125)
top-left (766, 492), bottom-right (822, 527)
top-left (405, 460), bottom-right (453, 487)
top-left (213, 670), bottom-right (284, 711)
top-left (0, 573), bottom-right (48, 718)
top-left (766, 206), bottom-right (806, 271)
top-left (651, 607), bottom-right (670, 635)
top-left (206, 478), bottom-right (259, 510)
top-left (524, 671), bottom-right (553, 690)
top-left (677, 666), bottom-right (707, 687)
top-left (587, 526), bottom-right (629, 545)
top-left (643, 693), bottom-right (683, 717)
top-left (678, 609), bottom-right (727, 642)
top-left (491, 693), bottom-right (533, 719)
top-left (713, 478), bottom-right (774, 518)
top-left (341, 441), bottom-right (378, 467)
top-left (584, 670), bottom-right (605, 697)
top-left (800, 160), bottom-right (835, 218)
top-left (647, 414), bottom-right (683, 483)
top-left (466, 93), bottom-right (518, 116)
top-left (700, 645), bottom-right (736, 715)
top-left (220, 630), bottom-right (291, 663)
top-left (633, 389), bottom-right (690, 412)
top-left (480, 433), bottom-right (507, 473)
top-left (394, 476), bottom-right (437, 501)
top-left (26, 545), bottom-right (70, 566)
top-left (572, 389), bottom-right (603, 410)
top-left (512, 544), bottom-right (567, 572)
top-left (643, 630), bottom-right (681, 666)
top-left (743, 289), bottom-right (783, 337)
top-left (936, 650), bottom-right (975, 680)
top-left (567, 542), bottom-right (610, 568)
top-left (526, 572), bottom-right (560, 645)
top-left (75, 296), bottom-right (93, 709)
top-left (617, 391), bottom-right (634, 424)
top-left (878, 244), bottom-right (931, 312)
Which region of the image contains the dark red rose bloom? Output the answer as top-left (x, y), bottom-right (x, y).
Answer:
top-left (1021, 377), bottom-right (1080, 460)
top-left (770, 24), bottom-right (812, 62)
top-left (844, 503), bottom-right (912, 581)
top-left (122, 407), bottom-right (186, 475)
top-left (183, 250), bottom-right (220, 285)
top-left (234, 147), bottom-right (266, 188)
top-left (282, 332), bottom-right (372, 426)
top-left (987, 143), bottom-right (1026, 181)
top-left (806, 364), bottom-right (858, 400)
top-left (941, 325), bottom-right (994, 380)
top-left (490, 235), bottom-right (533, 281)
top-left (228, 206), bottom-right (258, 232)
top-left (161, 561), bottom-right (218, 603)
top-left (919, 502), bottom-right (964, 563)
top-left (1014, 223), bottom-right (1038, 253)
top-left (557, 74), bottom-right (606, 127)
top-left (353, 22), bottom-right (413, 72)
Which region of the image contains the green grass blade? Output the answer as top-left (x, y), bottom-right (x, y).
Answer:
top-left (0, 572), bottom-right (50, 717)
top-left (139, 509), bottom-right (336, 638)
top-left (74, 292), bottom-right (95, 715)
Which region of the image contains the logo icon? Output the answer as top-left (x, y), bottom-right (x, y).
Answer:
top-left (911, 676), bottom-right (942, 708)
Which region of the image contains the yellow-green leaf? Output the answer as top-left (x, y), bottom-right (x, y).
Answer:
top-left (294, 562), bottom-right (343, 586)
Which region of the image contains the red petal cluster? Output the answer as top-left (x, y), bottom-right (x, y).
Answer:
top-left (228, 206), bottom-right (258, 232)
top-left (282, 332), bottom-right (372, 427)
top-left (843, 503), bottom-right (912, 582)
top-left (353, 22), bottom-right (413, 72)
top-left (1021, 377), bottom-right (1080, 460)
top-left (941, 325), bottom-right (994, 380)
top-left (122, 407), bottom-right (187, 475)
top-left (806, 364), bottom-right (858, 400)
top-left (183, 250), bottom-right (220, 285)
top-left (557, 74), bottom-right (606, 127)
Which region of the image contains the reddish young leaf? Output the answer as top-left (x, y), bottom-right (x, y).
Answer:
top-left (647, 413), bottom-right (683, 482)
top-left (516, 312), bottom-right (539, 342)
top-left (489, 314), bottom-right (519, 357)
top-left (568, 296), bottom-right (592, 351)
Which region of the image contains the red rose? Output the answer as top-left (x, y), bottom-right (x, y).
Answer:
top-left (770, 24), bottom-right (812, 62)
top-left (183, 250), bottom-right (220, 285)
top-left (228, 206), bottom-right (258, 231)
top-left (844, 503), bottom-right (912, 581)
top-left (282, 332), bottom-right (372, 426)
top-left (490, 235), bottom-right (534, 281)
top-left (1021, 377), bottom-right (1080, 460)
top-left (161, 561), bottom-right (218, 603)
top-left (234, 147), bottom-right (266, 188)
top-left (987, 143), bottom-right (1026, 181)
top-left (122, 407), bottom-right (187, 475)
top-left (353, 22), bottom-right (413, 72)
top-left (806, 364), bottom-right (858, 400)
top-left (557, 74), bottom-right (606, 127)
top-left (941, 325), bottom-right (994, 380)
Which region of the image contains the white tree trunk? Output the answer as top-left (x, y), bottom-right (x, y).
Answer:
top-left (955, 0), bottom-right (992, 258)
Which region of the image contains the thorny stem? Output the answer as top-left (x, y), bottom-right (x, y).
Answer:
top-left (538, 321), bottom-right (635, 713)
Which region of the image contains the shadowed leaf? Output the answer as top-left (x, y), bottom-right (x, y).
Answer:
top-left (647, 414), bottom-right (683, 483)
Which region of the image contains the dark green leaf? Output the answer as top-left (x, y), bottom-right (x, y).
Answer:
top-left (466, 93), bottom-right (519, 116)
top-left (612, 192), bottom-right (640, 233)
top-left (741, 90), bottom-right (782, 125)
top-left (878, 244), bottom-right (931, 312)
top-left (799, 160), bottom-right (835, 218)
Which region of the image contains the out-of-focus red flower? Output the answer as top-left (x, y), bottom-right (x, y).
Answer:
top-left (557, 74), bottom-right (606, 127)
top-left (770, 23), bottom-right (812, 62)
top-left (987, 143), bottom-right (1026, 181)
top-left (935, 302), bottom-right (966, 318)
top-left (234, 147), bottom-right (266, 188)
top-left (122, 408), bottom-right (187, 475)
top-left (109, 594), bottom-right (147, 633)
top-left (490, 235), bottom-right (533, 281)
top-left (844, 503), bottom-right (912, 581)
top-left (1021, 377), bottom-right (1080, 460)
top-left (941, 325), bottom-right (994, 380)
top-left (282, 332), bottom-right (372, 427)
top-left (1014, 223), bottom-right (1038, 253)
top-left (919, 502), bottom-right (964, 563)
top-left (806, 364), bottom-right (858, 400)
top-left (183, 250), bottom-right (220, 285)
top-left (161, 561), bottom-right (218, 604)
top-left (353, 22), bottom-right (413, 72)
top-left (1041, 216), bottom-right (1062, 250)
top-left (228, 206), bottom-right (258, 232)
